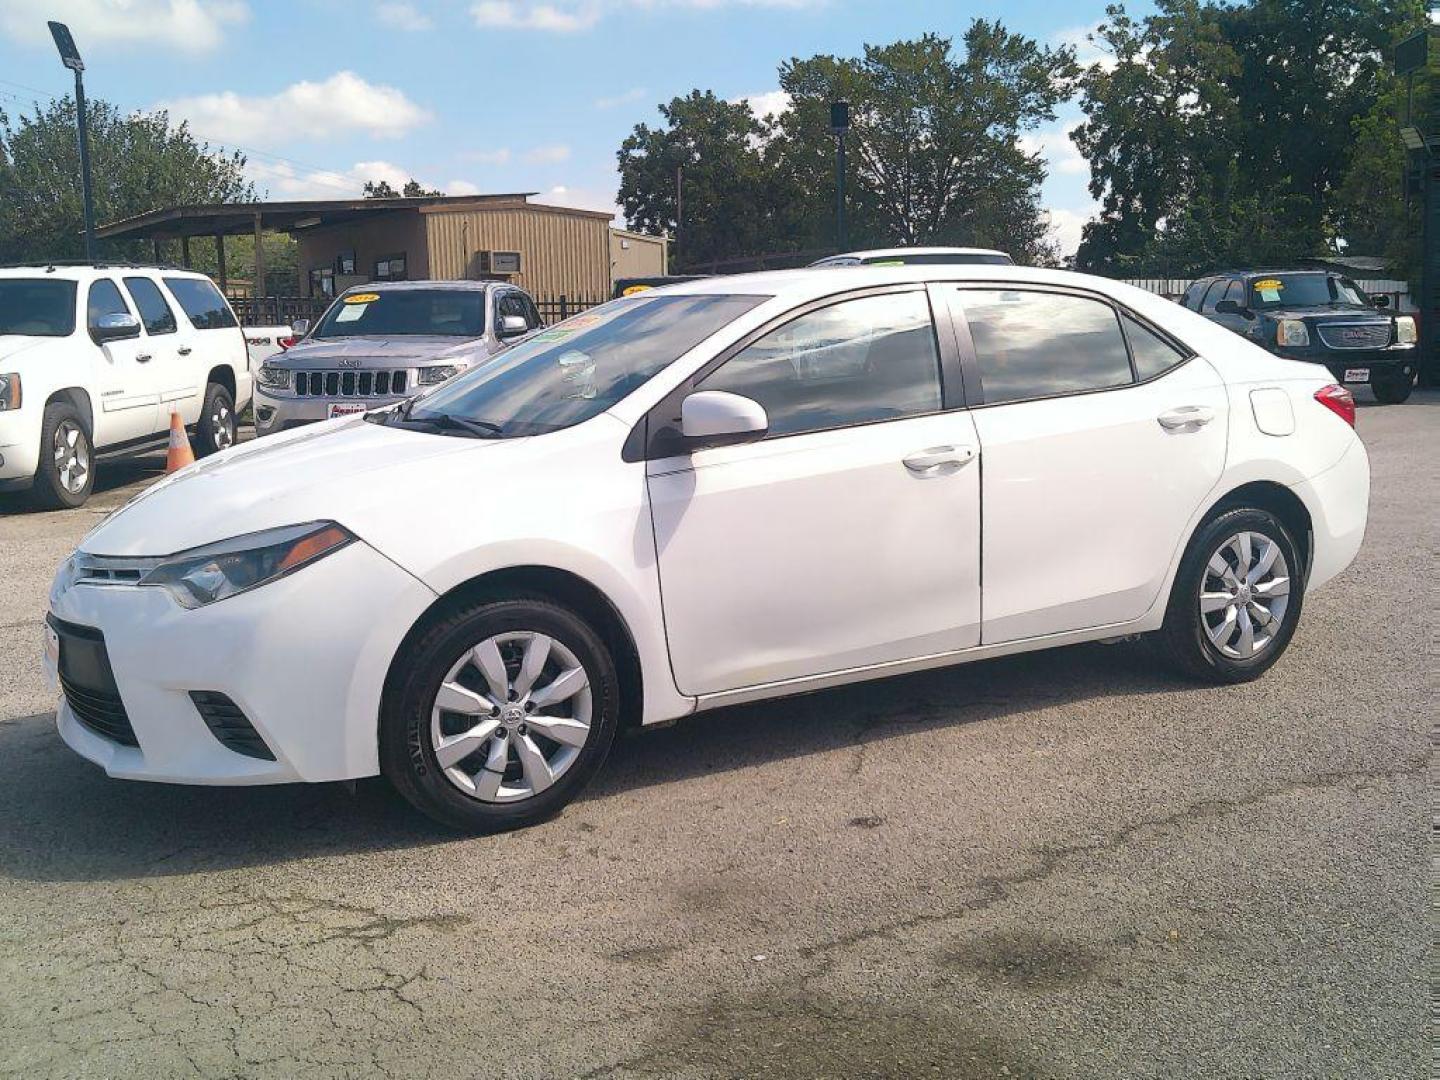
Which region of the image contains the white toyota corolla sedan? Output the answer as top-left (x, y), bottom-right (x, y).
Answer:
top-left (44, 266), bottom-right (1370, 831)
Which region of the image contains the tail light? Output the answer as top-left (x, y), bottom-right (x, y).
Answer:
top-left (276, 335), bottom-right (298, 350)
top-left (1314, 384), bottom-right (1356, 428)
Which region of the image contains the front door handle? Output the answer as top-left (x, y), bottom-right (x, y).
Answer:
top-left (903, 445), bottom-right (975, 474)
top-left (1157, 406), bottom-right (1215, 430)
top-left (135, 353), bottom-right (153, 363)
top-left (178, 346), bottom-right (192, 356)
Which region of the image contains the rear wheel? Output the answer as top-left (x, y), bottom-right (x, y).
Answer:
top-left (31, 402), bottom-right (94, 509)
top-left (1156, 507), bottom-right (1304, 683)
top-left (380, 597), bottom-right (620, 832)
top-left (194, 382), bottom-right (236, 457)
top-left (1372, 374), bottom-right (1413, 405)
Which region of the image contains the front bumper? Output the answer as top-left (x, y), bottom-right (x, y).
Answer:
top-left (1271, 345), bottom-right (1418, 384)
top-left (253, 386), bottom-right (406, 435)
top-left (45, 539), bottom-right (437, 785)
top-left (0, 409), bottom-right (41, 485)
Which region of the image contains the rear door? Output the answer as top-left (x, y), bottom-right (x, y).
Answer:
top-left (86, 277), bottom-right (158, 445)
top-left (162, 275), bottom-right (246, 417)
top-left (943, 285), bottom-right (1228, 644)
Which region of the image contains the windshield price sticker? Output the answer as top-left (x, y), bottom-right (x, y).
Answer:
top-left (1253, 278), bottom-right (1284, 302)
top-left (344, 293), bottom-right (380, 304)
top-left (335, 304), bottom-right (368, 323)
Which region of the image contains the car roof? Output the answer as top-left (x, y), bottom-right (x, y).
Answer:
top-left (338, 279), bottom-right (502, 295)
top-left (1200, 269), bottom-right (1331, 280)
top-left (646, 263), bottom-right (1103, 304)
top-left (0, 263), bottom-right (208, 282)
top-left (815, 246), bottom-right (1011, 263)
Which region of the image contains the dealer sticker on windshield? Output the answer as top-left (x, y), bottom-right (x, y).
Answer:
top-left (1253, 278), bottom-right (1284, 302)
top-left (344, 293), bottom-right (380, 304)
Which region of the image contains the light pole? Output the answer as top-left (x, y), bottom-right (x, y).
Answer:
top-left (48, 21), bottom-right (96, 262)
top-left (1395, 27), bottom-right (1436, 386)
top-left (830, 101), bottom-right (850, 252)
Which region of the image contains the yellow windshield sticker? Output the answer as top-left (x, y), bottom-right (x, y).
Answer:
top-left (344, 292), bottom-right (380, 304)
top-left (1252, 279), bottom-right (1283, 291)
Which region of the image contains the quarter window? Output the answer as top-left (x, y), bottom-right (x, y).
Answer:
top-left (163, 277), bottom-right (238, 330)
top-left (1122, 313), bottom-right (1188, 381)
top-left (123, 277), bottom-right (177, 335)
top-left (960, 289), bottom-right (1133, 405)
top-left (701, 291), bottom-right (942, 439)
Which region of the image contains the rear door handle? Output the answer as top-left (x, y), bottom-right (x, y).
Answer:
top-left (178, 346), bottom-right (192, 356)
top-left (135, 353), bottom-right (152, 363)
top-left (1157, 406), bottom-right (1215, 430)
top-left (903, 445), bottom-right (975, 474)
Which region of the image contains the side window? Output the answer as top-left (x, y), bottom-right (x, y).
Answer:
top-left (960, 289), bottom-right (1133, 405)
top-left (701, 291), bottom-right (942, 439)
top-left (163, 277), bottom-right (237, 330)
top-left (1122, 313), bottom-right (1188, 381)
top-left (1222, 279), bottom-right (1244, 305)
top-left (521, 294), bottom-right (543, 328)
top-left (1180, 281), bottom-right (1207, 310)
top-left (1200, 280), bottom-right (1227, 314)
top-left (87, 278), bottom-right (131, 332)
top-left (123, 277), bottom-right (177, 335)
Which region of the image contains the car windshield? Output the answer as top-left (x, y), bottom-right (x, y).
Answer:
top-left (312, 289), bottom-right (487, 338)
top-left (1249, 274), bottom-right (1369, 309)
top-left (395, 292), bottom-right (765, 437)
top-left (0, 279), bottom-right (77, 337)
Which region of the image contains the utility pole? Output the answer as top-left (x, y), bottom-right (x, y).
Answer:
top-left (830, 101), bottom-right (850, 252)
top-left (48, 22), bottom-right (96, 262)
top-left (1396, 27), bottom-right (1437, 386)
top-left (674, 164), bottom-right (684, 269)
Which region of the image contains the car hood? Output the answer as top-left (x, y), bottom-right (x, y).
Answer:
top-left (79, 417), bottom-right (488, 557)
top-left (0, 335), bottom-right (54, 364)
top-left (274, 336), bottom-right (488, 368)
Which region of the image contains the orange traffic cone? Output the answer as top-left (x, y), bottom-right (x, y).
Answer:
top-left (165, 411), bottom-right (195, 473)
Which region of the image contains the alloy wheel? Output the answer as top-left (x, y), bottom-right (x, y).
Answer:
top-left (1199, 531), bottom-right (1291, 659)
top-left (429, 631), bottom-right (593, 802)
top-left (52, 420), bottom-right (90, 495)
top-left (211, 401), bottom-right (235, 449)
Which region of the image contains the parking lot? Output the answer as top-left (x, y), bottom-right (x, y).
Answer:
top-left (0, 394), bottom-right (1430, 1079)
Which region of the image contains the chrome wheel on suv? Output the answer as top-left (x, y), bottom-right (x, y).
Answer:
top-left (53, 419), bottom-right (91, 496)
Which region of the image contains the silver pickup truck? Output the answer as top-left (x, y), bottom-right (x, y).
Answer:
top-left (252, 280), bottom-right (544, 435)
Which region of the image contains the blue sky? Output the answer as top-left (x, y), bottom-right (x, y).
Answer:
top-left (0, 0), bottom-right (1154, 256)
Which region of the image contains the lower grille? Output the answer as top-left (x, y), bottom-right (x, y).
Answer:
top-left (189, 692), bottom-right (275, 761)
top-left (1317, 323), bottom-right (1391, 350)
top-left (61, 674), bottom-right (137, 746)
top-left (294, 369), bottom-right (408, 397)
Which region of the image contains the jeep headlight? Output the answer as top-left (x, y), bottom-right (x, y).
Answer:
top-left (1395, 315), bottom-right (1417, 345)
top-left (257, 363), bottom-right (292, 390)
top-left (140, 522), bottom-right (354, 609)
top-left (1276, 319), bottom-right (1309, 347)
top-left (0, 372), bottom-right (20, 411)
top-left (417, 364), bottom-right (462, 386)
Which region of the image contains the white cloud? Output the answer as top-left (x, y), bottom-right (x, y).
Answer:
top-left (243, 158), bottom-right (456, 199)
top-left (1053, 23), bottom-right (1117, 72)
top-left (734, 89), bottom-right (790, 119)
top-left (538, 184), bottom-right (623, 223)
top-left (160, 72), bottom-right (431, 147)
top-left (376, 1), bottom-right (434, 30)
top-left (471, 1), bottom-right (600, 31)
top-left (594, 87), bottom-right (648, 110)
top-left (524, 144), bottom-right (572, 164)
top-left (447, 179), bottom-right (483, 195)
top-left (1019, 121), bottom-right (1089, 180)
top-left (459, 147), bottom-right (513, 165)
top-left (0, 0), bottom-right (248, 54)
top-left (1044, 205), bottom-right (1097, 260)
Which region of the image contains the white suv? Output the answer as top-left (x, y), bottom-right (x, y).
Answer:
top-left (0, 263), bottom-right (252, 508)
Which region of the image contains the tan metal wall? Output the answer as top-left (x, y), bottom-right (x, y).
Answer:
top-left (423, 203), bottom-right (612, 299)
top-left (297, 211), bottom-right (430, 297)
top-left (610, 229), bottom-right (669, 280)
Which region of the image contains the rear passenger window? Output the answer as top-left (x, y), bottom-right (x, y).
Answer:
top-left (702, 291), bottom-right (942, 438)
top-left (959, 290), bottom-right (1133, 405)
top-left (163, 277), bottom-right (237, 330)
top-left (1122, 313), bottom-right (1188, 380)
top-left (123, 277), bottom-right (177, 335)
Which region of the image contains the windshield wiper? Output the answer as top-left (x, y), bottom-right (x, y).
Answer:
top-left (413, 412), bottom-right (504, 438)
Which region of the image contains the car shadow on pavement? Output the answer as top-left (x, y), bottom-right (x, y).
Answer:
top-left (0, 453), bottom-right (166, 516)
top-left (0, 640), bottom-right (1182, 884)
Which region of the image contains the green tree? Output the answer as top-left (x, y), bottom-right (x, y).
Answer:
top-left (362, 178), bottom-right (442, 198)
top-left (0, 96), bottom-right (253, 264)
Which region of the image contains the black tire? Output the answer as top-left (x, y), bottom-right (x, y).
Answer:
top-left (30, 401), bottom-right (94, 509)
top-left (380, 597), bottom-right (620, 832)
top-left (1156, 506), bottom-right (1305, 684)
top-left (194, 382), bottom-right (236, 457)
top-left (1372, 375), bottom-right (1413, 405)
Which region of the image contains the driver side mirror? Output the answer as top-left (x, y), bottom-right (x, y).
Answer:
top-left (498, 314), bottom-right (528, 338)
top-left (291, 318), bottom-right (311, 337)
top-left (1373, 295), bottom-right (1389, 309)
top-left (679, 390), bottom-right (768, 450)
top-left (91, 312), bottom-right (141, 344)
top-left (1213, 299), bottom-right (1251, 318)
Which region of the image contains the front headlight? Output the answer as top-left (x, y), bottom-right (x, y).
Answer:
top-left (0, 372), bottom-right (21, 411)
top-left (1276, 319), bottom-right (1310, 347)
top-left (1395, 315), bottom-right (1417, 345)
top-left (139, 521), bottom-right (354, 609)
top-left (257, 364), bottom-right (292, 390)
top-left (417, 364), bottom-right (462, 386)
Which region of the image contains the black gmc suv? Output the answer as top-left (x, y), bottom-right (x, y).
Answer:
top-left (1181, 270), bottom-right (1419, 403)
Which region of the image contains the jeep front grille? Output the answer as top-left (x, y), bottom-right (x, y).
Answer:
top-left (293, 369), bottom-right (409, 397)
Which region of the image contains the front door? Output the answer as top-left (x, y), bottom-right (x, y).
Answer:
top-left (943, 285), bottom-right (1228, 644)
top-left (86, 277), bottom-right (158, 447)
top-left (647, 288), bottom-right (982, 696)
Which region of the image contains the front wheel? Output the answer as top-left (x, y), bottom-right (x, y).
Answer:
top-left (1372, 375), bottom-right (1413, 405)
top-left (31, 402), bottom-right (94, 509)
top-left (194, 382), bottom-right (236, 457)
top-left (380, 597), bottom-right (620, 832)
top-left (1156, 507), bottom-right (1305, 683)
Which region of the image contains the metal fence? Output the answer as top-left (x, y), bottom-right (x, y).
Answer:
top-left (534, 295), bottom-right (607, 324)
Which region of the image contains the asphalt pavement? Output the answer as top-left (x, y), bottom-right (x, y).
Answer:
top-left (0, 395), bottom-right (1431, 1079)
